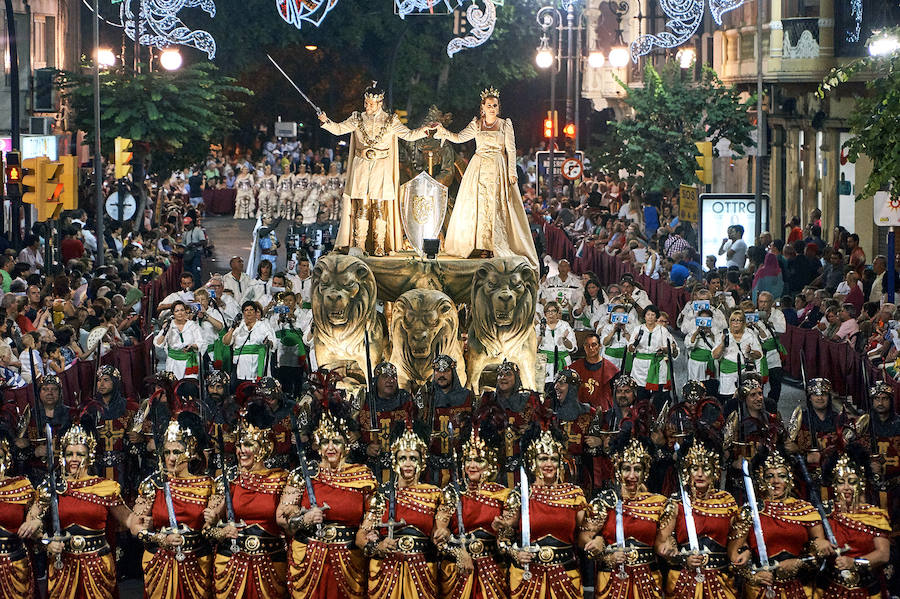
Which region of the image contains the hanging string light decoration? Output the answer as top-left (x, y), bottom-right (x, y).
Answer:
top-left (276, 0), bottom-right (341, 29)
top-left (447, 0), bottom-right (497, 57)
top-left (395, 0), bottom-right (462, 19)
top-left (631, 0), bottom-right (745, 62)
top-left (122, 0), bottom-right (217, 59)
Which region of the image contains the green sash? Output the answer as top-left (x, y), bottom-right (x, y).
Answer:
top-left (276, 329), bottom-right (307, 356)
top-left (633, 351), bottom-right (663, 385)
top-left (719, 358), bottom-right (738, 374)
top-left (234, 344), bottom-right (268, 377)
top-left (167, 348), bottom-right (198, 373)
top-left (689, 347), bottom-right (716, 374)
top-left (539, 349), bottom-right (570, 374)
top-left (300, 301), bottom-right (312, 309)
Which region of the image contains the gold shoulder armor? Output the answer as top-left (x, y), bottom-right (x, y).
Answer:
top-left (723, 411), bottom-right (738, 449)
top-left (506, 489), bottom-right (521, 512)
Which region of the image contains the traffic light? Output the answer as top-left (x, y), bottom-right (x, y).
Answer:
top-left (5, 151), bottom-right (22, 196)
top-left (22, 156), bottom-right (64, 221)
top-left (59, 156), bottom-right (80, 210)
top-left (114, 137), bottom-right (133, 179)
top-left (562, 123), bottom-right (575, 138)
top-left (543, 110), bottom-right (558, 138)
top-left (695, 141), bottom-right (713, 185)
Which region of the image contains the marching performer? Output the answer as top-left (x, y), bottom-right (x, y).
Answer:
top-left (655, 436), bottom-right (740, 599)
top-left (711, 309), bottom-right (762, 400)
top-left (356, 421), bottom-right (441, 599)
top-left (153, 300), bottom-right (204, 380)
top-left (474, 359), bottom-right (545, 489)
top-left (599, 304), bottom-right (637, 373)
top-left (551, 369), bottom-right (596, 489)
top-left (0, 424), bottom-right (38, 597)
top-left (204, 403), bottom-right (289, 599)
top-left (683, 307), bottom-right (720, 388)
top-left (537, 301), bottom-right (577, 385)
top-left (9, 373), bottom-right (71, 484)
top-left (728, 446), bottom-right (833, 599)
top-left (30, 422), bottom-right (135, 599)
top-left (256, 164), bottom-right (278, 220)
top-left (278, 166), bottom-right (296, 220)
top-left (293, 164), bottom-right (313, 224)
top-left (419, 355), bottom-right (474, 486)
top-left (318, 81), bottom-right (432, 256)
top-left (627, 304), bottom-right (677, 394)
top-left (222, 301), bottom-right (278, 383)
top-left (133, 411), bottom-right (214, 599)
top-left (590, 435), bottom-right (666, 599)
top-left (786, 378), bottom-right (851, 480)
top-left (822, 446), bottom-right (891, 599)
top-left (359, 362), bottom-right (416, 482)
top-left (868, 381), bottom-right (900, 532)
top-left (506, 425), bottom-right (594, 599)
top-left (434, 421), bottom-right (515, 599)
top-left (234, 165), bottom-right (255, 220)
top-left (277, 400), bottom-right (377, 599)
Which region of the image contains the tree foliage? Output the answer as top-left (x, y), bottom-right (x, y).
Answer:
top-left (819, 26), bottom-right (900, 202)
top-left (57, 62), bottom-right (251, 175)
top-left (592, 62), bottom-right (755, 192)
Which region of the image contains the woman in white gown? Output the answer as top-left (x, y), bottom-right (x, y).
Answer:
top-left (435, 87), bottom-right (539, 269)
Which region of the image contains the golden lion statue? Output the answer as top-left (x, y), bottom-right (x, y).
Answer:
top-left (312, 254), bottom-right (387, 373)
top-left (389, 289), bottom-right (465, 393)
top-left (466, 257), bottom-right (538, 394)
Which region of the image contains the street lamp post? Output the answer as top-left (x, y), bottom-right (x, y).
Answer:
top-left (536, 7), bottom-right (559, 196)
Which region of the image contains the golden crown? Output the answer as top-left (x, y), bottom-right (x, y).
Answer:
top-left (615, 438), bottom-right (650, 472)
top-left (834, 453), bottom-right (859, 481)
top-left (754, 448), bottom-right (793, 489)
top-left (313, 412), bottom-right (348, 446)
top-left (462, 431), bottom-right (497, 470)
top-left (480, 86), bottom-right (500, 101)
top-left (391, 426), bottom-right (428, 459)
top-left (364, 81), bottom-right (385, 101)
top-left (870, 381), bottom-right (893, 400)
top-left (679, 442), bottom-right (720, 484)
top-left (61, 424), bottom-right (97, 458)
top-left (163, 419), bottom-right (197, 459)
top-left (525, 428), bottom-right (564, 471)
top-left (238, 421), bottom-right (273, 460)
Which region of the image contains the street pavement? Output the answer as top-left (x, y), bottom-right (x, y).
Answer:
top-left (116, 214), bottom-right (806, 597)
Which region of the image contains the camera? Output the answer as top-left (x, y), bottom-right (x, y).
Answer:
top-left (273, 305), bottom-right (291, 315)
top-left (692, 301), bottom-right (711, 311)
top-left (695, 317), bottom-right (713, 328)
top-left (610, 313), bottom-right (629, 324)
top-left (208, 289), bottom-right (216, 299)
top-left (189, 303), bottom-right (202, 314)
top-left (745, 312), bottom-right (760, 323)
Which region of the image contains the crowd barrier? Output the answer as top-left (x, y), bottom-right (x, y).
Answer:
top-left (3, 257), bottom-right (183, 411)
top-left (543, 224), bottom-right (900, 408)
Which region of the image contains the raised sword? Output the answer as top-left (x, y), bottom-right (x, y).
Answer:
top-left (515, 464), bottom-right (540, 580)
top-left (288, 415), bottom-right (329, 537)
top-left (216, 428), bottom-right (245, 553)
top-left (741, 458), bottom-right (775, 599)
top-left (674, 442), bottom-right (707, 583)
top-left (161, 472), bottom-right (188, 562)
top-left (385, 471), bottom-right (406, 540)
top-left (265, 54), bottom-right (323, 115)
top-left (613, 497), bottom-right (628, 580)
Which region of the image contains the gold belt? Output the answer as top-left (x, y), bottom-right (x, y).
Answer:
top-left (533, 544), bottom-right (576, 566)
top-left (394, 535), bottom-right (431, 554)
top-left (355, 148), bottom-right (390, 160)
top-left (238, 533), bottom-right (284, 555)
top-left (66, 533), bottom-right (108, 554)
top-left (314, 524), bottom-right (357, 544)
top-left (466, 537), bottom-right (496, 558)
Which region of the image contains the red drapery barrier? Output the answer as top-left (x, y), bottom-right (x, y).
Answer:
top-left (544, 225), bottom-right (900, 409)
top-left (4, 257), bottom-right (183, 411)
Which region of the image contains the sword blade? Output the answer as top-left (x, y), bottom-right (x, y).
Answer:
top-left (265, 54), bottom-right (322, 115)
top-left (741, 459), bottom-right (770, 567)
top-left (519, 465), bottom-right (530, 547)
top-left (163, 478), bottom-right (180, 530)
top-left (615, 498), bottom-right (625, 548)
top-left (45, 423), bottom-right (62, 537)
top-left (674, 443), bottom-right (700, 552)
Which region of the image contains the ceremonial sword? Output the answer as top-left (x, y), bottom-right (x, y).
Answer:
top-left (673, 442), bottom-right (707, 583)
top-left (516, 465), bottom-right (538, 580)
top-left (43, 423), bottom-right (70, 570)
top-left (741, 459), bottom-right (775, 599)
top-left (289, 415), bottom-right (329, 538)
top-left (216, 428), bottom-right (244, 554)
top-left (447, 424), bottom-right (474, 551)
top-left (613, 497), bottom-right (628, 580)
top-left (265, 54), bottom-right (323, 115)
top-left (161, 471), bottom-right (188, 562)
top-left (385, 471), bottom-right (406, 541)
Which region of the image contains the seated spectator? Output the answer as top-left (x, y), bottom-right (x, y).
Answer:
top-left (751, 252), bottom-right (784, 302)
top-left (835, 303), bottom-right (860, 343)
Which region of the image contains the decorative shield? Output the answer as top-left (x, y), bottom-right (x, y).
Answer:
top-left (399, 171), bottom-right (449, 256)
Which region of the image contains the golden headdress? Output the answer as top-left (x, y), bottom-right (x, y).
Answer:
top-left (364, 81), bottom-right (385, 101)
top-left (612, 437), bottom-right (651, 482)
top-left (750, 446), bottom-right (793, 494)
top-left (807, 377), bottom-right (832, 396)
top-left (238, 403), bottom-right (274, 462)
top-left (390, 420), bottom-right (428, 477)
top-left (523, 426), bottom-right (565, 479)
top-left (462, 422), bottom-right (499, 480)
top-left (678, 440), bottom-right (720, 486)
top-left (61, 423), bottom-right (98, 464)
top-left (869, 381), bottom-right (892, 400)
top-left (313, 412), bottom-right (346, 446)
top-left (480, 86), bottom-right (500, 101)
top-left (163, 418), bottom-right (198, 462)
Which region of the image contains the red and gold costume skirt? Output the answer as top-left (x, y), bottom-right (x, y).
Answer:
top-left (142, 543), bottom-right (213, 599)
top-left (511, 563), bottom-right (582, 599)
top-left (288, 536), bottom-right (366, 599)
top-left (440, 553), bottom-right (509, 599)
top-left (596, 563), bottom-right (662, 599)
top-left (368, 552), bottom-right (438, 599)
top-left (49, 549), bottom-right (117, 599)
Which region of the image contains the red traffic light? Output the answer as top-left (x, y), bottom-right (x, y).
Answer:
top-left (5, 166), bottom-right (20, 182)
top-left (563, 123), bottom-right (575, 137)
top-left (543, 119), bottom-right (554, 138)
